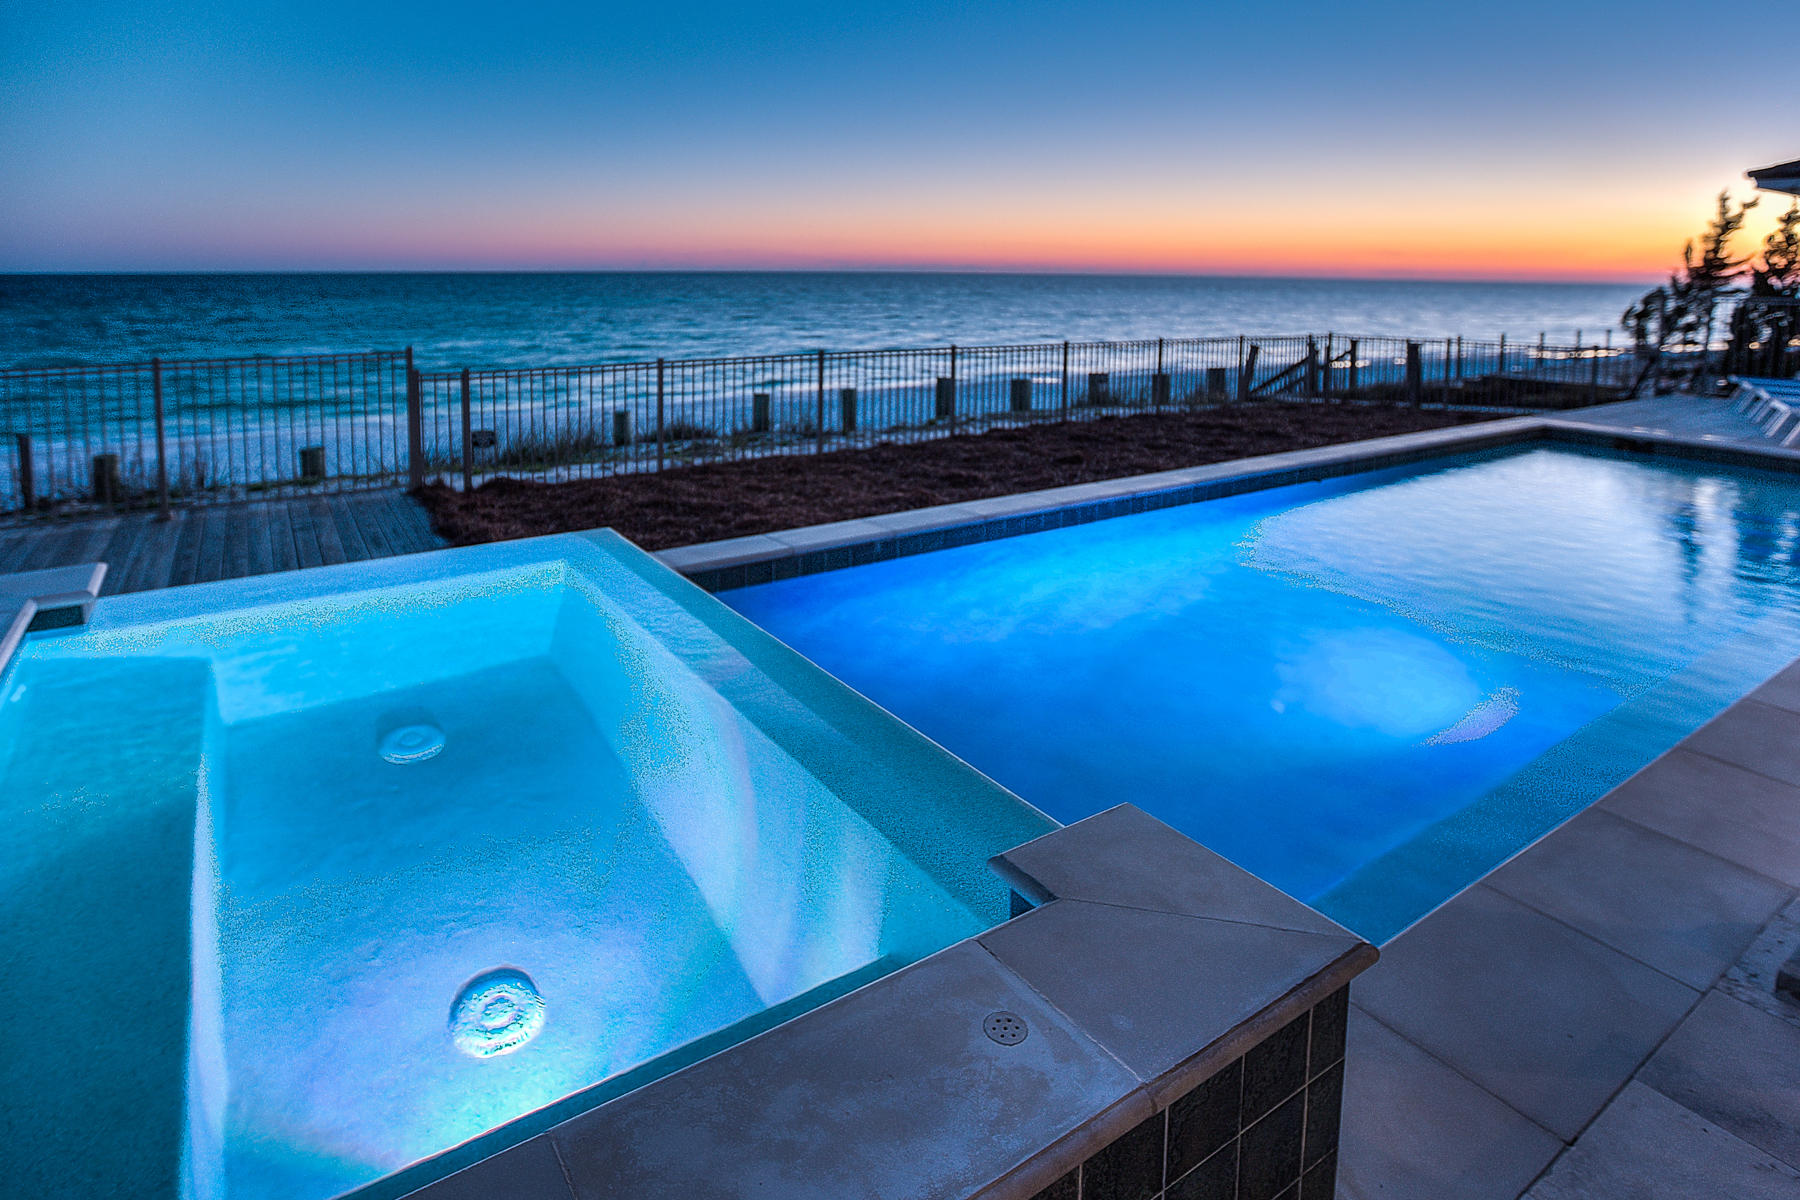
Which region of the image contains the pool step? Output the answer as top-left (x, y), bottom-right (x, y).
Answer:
top-left (0, 562), bottom-right (107, 677)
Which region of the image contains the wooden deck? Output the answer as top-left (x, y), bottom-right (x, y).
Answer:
top-left (0, 489), bottom-right (446, 596)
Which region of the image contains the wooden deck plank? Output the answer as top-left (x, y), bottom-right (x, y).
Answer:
top-left (225, 504), bottom-right (257, 580)
top-left (347, 495), bottom-right (395, 561)
top-left (117, 516), bottom-right (181, 595)
top-left (191, 509), bottom-right (231, 584)
top-left (0, 488), bottom-right (446, 595)
top-left (265, 501), bottom-right (300, 574)
top-left (0, 531), bottom-right (31, 573)
top-left (391, 492), bottom-right (445, 554)
top-left (309, 498), bottom-right (348, 566)
top-left (164, 508), bottom-right (207, 589)
top-left (329, 495), bottom-right (373, 562)
top-left (93, 519), bottom-right (147, 595)
top-left (288, 497), bottom-right (325, 570)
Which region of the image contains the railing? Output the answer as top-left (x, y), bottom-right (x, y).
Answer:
top-left (0, 333), bottom-right (1647, 520)
top-left (0, 349), bottom-right (412, 517)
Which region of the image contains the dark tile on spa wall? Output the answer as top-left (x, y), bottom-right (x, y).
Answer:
top-left (1028, 1167), bottom-right (1079, 1200)
top-left (1239, 1091), bottom-right (1305, 1200)
top-left (1301, 1151), bottom-right (1337, 1200)
top-left (1309, 987), bottom-right (1348, 1079)
top-left (1243, 1012), bottom-right (1310, 1122)
top-left (1165, 1141), bottom-right (1235, 1200)
top-left (1080, 1109), bottom-right (1164, 1200)
top-left (1166, 1058), bottom-right (1241, 1181)
top-left (1303, 1061), bottom-right (1343, 1170)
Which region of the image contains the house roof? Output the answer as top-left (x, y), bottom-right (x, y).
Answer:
top-left (1750, 158), bottom-right (1800, 195)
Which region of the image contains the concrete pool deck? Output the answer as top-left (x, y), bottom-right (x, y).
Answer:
top-left (1340, 680), bottom-right (1800, 1199)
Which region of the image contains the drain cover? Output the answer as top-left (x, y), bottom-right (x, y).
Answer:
top-left (380, 722), bottom-right (445, 765)
top-left (450, 968), bottom-right (546, 1058)
top-left (983, 1011), bottom-right (1029, 1046)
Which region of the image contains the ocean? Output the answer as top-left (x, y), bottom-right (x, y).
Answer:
top-left (0, 273), bottom-right (1648, 371)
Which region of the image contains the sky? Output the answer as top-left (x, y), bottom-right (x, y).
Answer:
top-left (0, 0), bottom-right (1790, 280)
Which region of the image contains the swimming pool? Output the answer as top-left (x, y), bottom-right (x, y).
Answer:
top-left (0, 532), bottom-right (1051, 1200)
top-left (724, 443), bottom-right (1800, 942)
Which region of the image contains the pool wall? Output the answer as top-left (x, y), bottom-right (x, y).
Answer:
top-left (655, 416), bottom-right (1800, 592)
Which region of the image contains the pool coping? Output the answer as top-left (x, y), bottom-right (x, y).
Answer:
top-left (653, 414), bottom-right (1800, 591)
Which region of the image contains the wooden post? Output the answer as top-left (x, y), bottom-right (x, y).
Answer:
top-left (91, 453), bottom-right (121, 506)
top-left (1060, 341), bottom-right (1070, 421)
top-left (816, 349), bottom-right (827, 452)
top-left (655, 358), bottom-right (665, 471)
top-left (839, 386), bottom-right (857, 433)
top-left (612, 409), bottom-right (632, 446)
top-left (405, 347), bottom-right (423, 490)
top-left (1010, 377), bottom-right (1032, 413)
top-left (1497, 334), bottom-right (1507, 375)
top-left (1238, 345), bottom-right (1259, 402)
top-left (1324, 334), bottom-right (1335, 396)
top-left (298, 446), bottom-right (326, 482)
top-left (1305, 336), bottom-right (1320, 395)
top-left (13, 434), bottom-right (32, 513)
top-left (1151, 372), bottom-right (1171, 407)
top-left (1087, 372), bottom-right (1110, 406)
top-left (752, 393), bottom-right (772, 433)
top-left (459, 367), bottom-right (474, 491)
top-left (1205, 367), bottom-right (1228, 401)
top-left (1455, 336), bottom-right (1464, 381)
top-left (1347, 340), bottom-right (1360, 392)
top-left (152, 357), bottom-right (170, 518)
top-left (1445, 337), bottom-right (1453, 383)
top-left (1405, 342), bottom-right (1423, 401)
top-left (949, 345), bottom-right (958, 432)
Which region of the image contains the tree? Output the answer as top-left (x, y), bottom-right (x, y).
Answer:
top-left (1623, 190), bottom-right (1760, 355)
top-left (1727, 201), bottom-right (1800, 375)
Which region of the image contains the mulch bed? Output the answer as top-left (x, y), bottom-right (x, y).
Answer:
top-left (417, 403), bottom-right (1502, 551)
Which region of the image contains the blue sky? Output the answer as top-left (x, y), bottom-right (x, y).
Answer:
top-left (1, 0), bottom-right (1788, 276)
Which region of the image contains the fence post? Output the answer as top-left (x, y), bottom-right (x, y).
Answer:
top-left (950, 345), bottom-right (959, 433)
top-left (1238, 343), bottom-right (1259, 402)
top-left (655, 358), bottom-right (665, 472)
top-left (816, 349), bottom-right (826, 453)
top-left (1589, 345), bottom-right (1601, 402)
top-left (1305, 336), bottom-right (1320, 395)
top-left (405, 347), bottom-right (423, 490)
top-left (1324, 333), bottom-right (1335, 396)
top-left (1405, 342), bottom-right (1422, 401)
top-left (1060, 340), bottom-right (1070, 422)
top-left (1455, 336), bottom-right (1464, 381)
top-left (1010, 377), bottom-right (1032, 413)
top-left (840, 386), bottom-right (858, 432)
top-left (1497, 333), bottom-right (1507, 375)
top-left (14, 434), bottom-right (32, 513)
top-left (1347, 340), bottom-right (1359, 392)
top-left (152, 356), bottom-right (170, 519)
top-left (460, 367), bottom-right (473, 491)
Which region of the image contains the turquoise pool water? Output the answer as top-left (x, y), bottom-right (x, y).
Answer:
top-left (0, 533), bottom-right (1050, 1200)
top-left (725, 444), bottom-right (1800, 942)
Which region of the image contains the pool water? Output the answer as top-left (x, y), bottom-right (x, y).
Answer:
top-left (725, 445), bottom-right (1800, 942)
top-left (0, 534), bottom-right (1049, 1200)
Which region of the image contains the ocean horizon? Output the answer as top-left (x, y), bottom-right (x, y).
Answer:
top-left (0, 271), bottom-right (1650, 372)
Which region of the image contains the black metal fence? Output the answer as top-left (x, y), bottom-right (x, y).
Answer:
top-left (0, 333), bottom-right (1648, 520)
